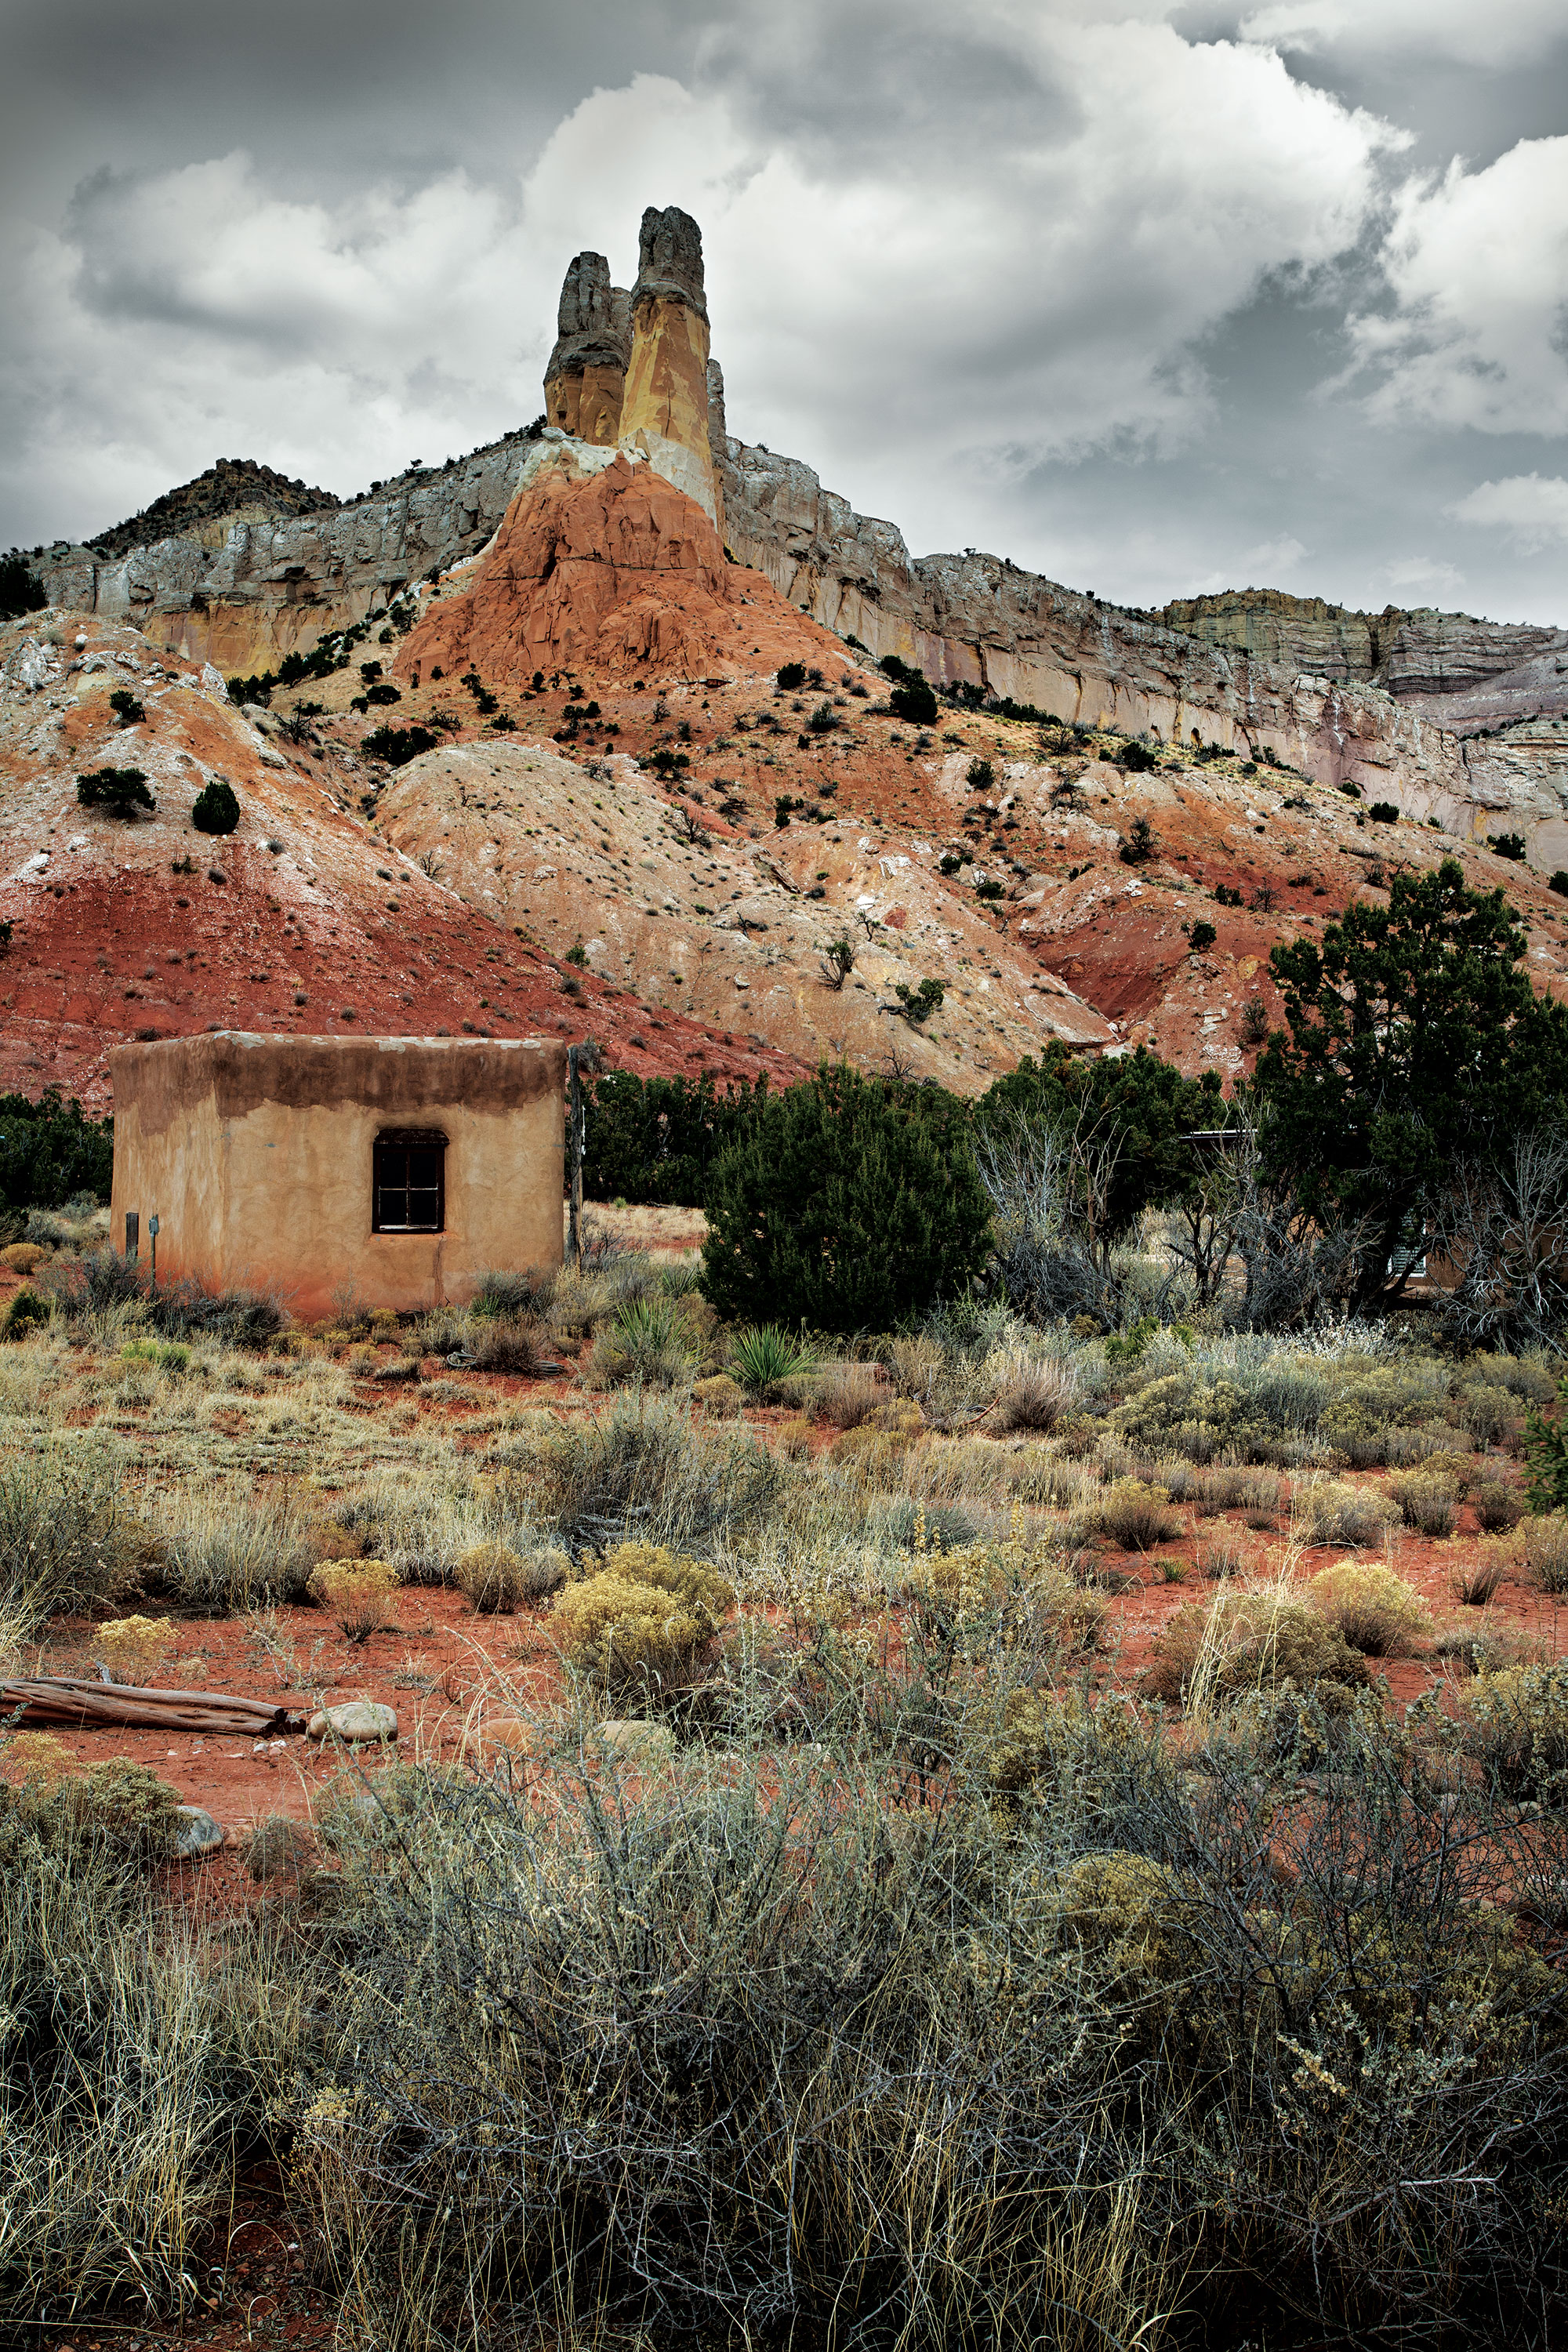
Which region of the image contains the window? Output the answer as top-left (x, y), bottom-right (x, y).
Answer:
top-left (373, 1129), bottom-right (446, 1232)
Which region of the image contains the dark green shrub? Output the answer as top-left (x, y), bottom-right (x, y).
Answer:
top-left (889, 673), bottom-right (938, 725)
top-left (1119, 815), bottom-right (1156, 865)
top-left (894, 977), bottom-right (944, 1023)
top-left (1551, 870), bottom-right (1568, 898)
top-left (1119, 738), bottom-right (1159, 772)
top-left (702, 1065), bottom-right (989, 1330)
top-left (0, 551), bottom-right (46, 620)
top-left (880, 653), bottom-right (938, 725)
top-left (1523, 1374), bottom-right (1568, 1512)
top-left (1368, 800), bottom-right (1399, 824)
top-left (363, 724), bottom-right (438, 766)
top-left (76, 766), bottom-right (153, 818)
top-left (1189, 920), bottom-right (1217, 955)
top-left (819, 937), bottom-right (855, 989)
top-left (583, 1069), bottom-right (767, 1207)
top-left (1, 1289), bottom-right (49, 1341)
top-left (365, 681), bottom-right (402, 706)
top-left (1488, 833), bottom-right (1527, 862)
top-left (966, 757), bottom-right (995, 792)
top-left (108, 688), bottom-right (144, 727)
top-left (775, 662), bottom-right (805, 691)
top-left (0, 1087), bottom-right (112, 1212)
top-left (191, 778), bottom-right (239, 835)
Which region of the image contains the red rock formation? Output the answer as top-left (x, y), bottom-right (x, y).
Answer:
top-left (398, 449), bottom-right (842, 689)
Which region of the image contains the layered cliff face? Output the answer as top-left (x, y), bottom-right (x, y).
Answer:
top-left (717, 441), bottom-right (1471, 798)
top-left (31, 194), bottom-right (1568, 873)
top-left (38, 434), bottom-right (538, 674)
top-left (1155, 587), bottom-right (1567, 713)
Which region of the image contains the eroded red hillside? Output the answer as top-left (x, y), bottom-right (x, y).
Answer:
top-left (0, 615), bottom-right (807, 1110)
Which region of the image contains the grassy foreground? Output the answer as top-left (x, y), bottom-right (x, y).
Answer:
top-left (3, 1239), bottom-right (1568, 2347)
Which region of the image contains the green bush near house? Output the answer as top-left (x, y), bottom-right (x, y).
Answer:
top-left (702, 1065), bottom-right (990, 1332)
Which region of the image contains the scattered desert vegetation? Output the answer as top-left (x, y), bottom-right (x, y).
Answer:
top-left (9, 846), bottom-right (1568, 2346)
top-left (2, 1212), bottom-right (1566, 2349)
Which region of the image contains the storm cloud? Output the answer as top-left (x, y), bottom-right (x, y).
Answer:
top-left (2, 0), bottom-right (1566, 622)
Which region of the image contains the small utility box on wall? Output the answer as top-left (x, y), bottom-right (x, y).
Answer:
top-left (109, 1033), bottom-right (566, 1320)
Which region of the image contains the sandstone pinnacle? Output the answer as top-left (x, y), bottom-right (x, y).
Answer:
top-left (619, 205), bottom-right (719, 528)
top-left (544, 252), bottom-right (632, 447)
top-left (631, 205), bottom-right (708, 321)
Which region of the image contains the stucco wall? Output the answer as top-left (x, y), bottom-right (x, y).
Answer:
top-left (110, 1033), bottom-right (565, 1320)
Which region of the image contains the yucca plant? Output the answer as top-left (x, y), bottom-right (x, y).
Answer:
top-left (728, 1323), bottom-right (818, 1402)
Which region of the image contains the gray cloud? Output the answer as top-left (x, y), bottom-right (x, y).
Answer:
top-left (2, 0), bottom-right (1565, 629)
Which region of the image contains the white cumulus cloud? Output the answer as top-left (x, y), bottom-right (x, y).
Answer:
top-left (1349, 136), bottom-right (1568, 436)
top-left (1239, 0), bottom-right (1566, 70)
top-left (1449, 474), bottom-right (1568, 553)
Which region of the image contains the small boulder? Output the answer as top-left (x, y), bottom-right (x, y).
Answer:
top-left (308, 1699), bottom-right (399, 1744)
top-left (595, 1718), bottom-right (676, 1764)
top-left (459, 1715), bottom-right (536, 1767)
top-left (174, 1803), bottom-right (223, 1859)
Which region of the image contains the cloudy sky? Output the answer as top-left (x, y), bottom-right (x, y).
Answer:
top-left (3, 0), bottom-right (1566, 622)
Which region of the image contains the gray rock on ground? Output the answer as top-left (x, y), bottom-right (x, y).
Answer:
top-left (308, 1699), bottom-right (399, 1743)
top-left (174, 1803), bottom-right (223, 1859)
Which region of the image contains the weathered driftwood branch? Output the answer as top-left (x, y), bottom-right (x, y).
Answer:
top-left (0, 1677), bottom-right (302, 1736)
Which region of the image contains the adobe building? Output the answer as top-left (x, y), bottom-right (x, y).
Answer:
top-left (109, 1033), bottom-right (565, 1321)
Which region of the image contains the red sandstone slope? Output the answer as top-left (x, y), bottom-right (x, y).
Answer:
top-left (398, 445), bottom-right (851, 688)
top-left (365, 454), bottom-right (1568, 1083)
top-left (0, 614), bottom-right (807, 1111)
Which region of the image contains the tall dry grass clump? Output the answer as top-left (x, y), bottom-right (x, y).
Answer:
top-left (989, 1351), bottom-right (1076, 1434)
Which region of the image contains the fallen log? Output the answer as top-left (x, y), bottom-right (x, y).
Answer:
top-left (0, 1676), bottom-right (303, 1737)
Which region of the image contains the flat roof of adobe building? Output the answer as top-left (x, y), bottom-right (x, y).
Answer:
top-left (107, 1033), bottom-right (568, 1124)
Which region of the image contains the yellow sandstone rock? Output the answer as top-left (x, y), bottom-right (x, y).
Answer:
top-left (618, 205), bottom-right (722, 533)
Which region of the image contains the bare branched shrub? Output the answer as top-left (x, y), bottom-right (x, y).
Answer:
top-left (1432, 1128), bottom-right (1568, 1350)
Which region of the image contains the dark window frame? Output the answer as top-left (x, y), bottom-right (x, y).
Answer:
top-left (372, 1127), bottom-right (448, 1233)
